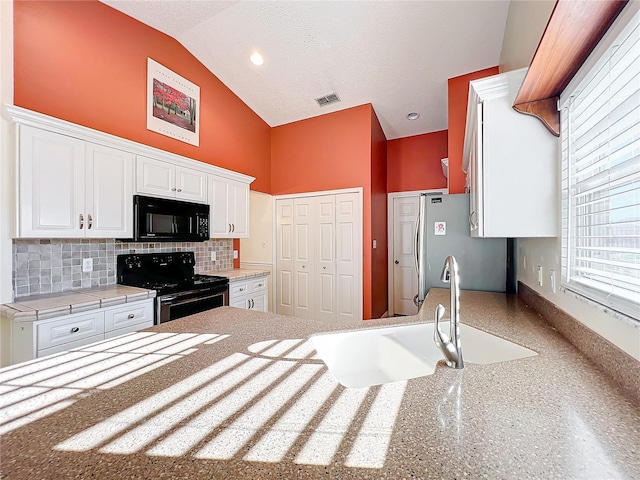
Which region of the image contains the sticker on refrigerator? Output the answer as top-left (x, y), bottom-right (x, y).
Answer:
top-left (434, 222), bottom-right (446, 236)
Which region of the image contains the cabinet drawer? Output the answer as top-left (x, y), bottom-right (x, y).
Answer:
top-left (230, 281), bottom-right (249, 298)
top-left (249, 277), bottom-right (267, 293)
top-left (37, 312), bottom-right (105, 350)
top-left (105, 320), bottom-right (154, 340)
top-left (105, 301), bottom-right (154, 332)
top-left (38, 333), bottom-right (105, 359)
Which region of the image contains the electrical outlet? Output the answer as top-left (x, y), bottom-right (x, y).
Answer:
top-left (82, 258), bottom-right (93, 273)
top-left (233, 250), bottom-right (238, 259)
top-left (537, 266), bottom-right (543, 286)
top-left (550, 270), bottom-right (556, 293)
top-left (210, 251), bottom-right (216, 261)
top-left (373, 239), bottom-right (377, 249)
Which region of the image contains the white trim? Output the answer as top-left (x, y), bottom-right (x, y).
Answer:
top-left (272, 186), bottom-right (363, 201)
top-left (386, 188), bottom-right (448, 316)
top-left (3, 104), bottom-right (255, 185)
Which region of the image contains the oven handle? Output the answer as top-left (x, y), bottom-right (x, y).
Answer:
top-left (160, 291), bottom-right (227, 307)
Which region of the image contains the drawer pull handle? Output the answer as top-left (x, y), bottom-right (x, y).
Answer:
top-left (127, 314), bottom-right (135, 319)
top-left (70, 327), bottom-right (80, 333)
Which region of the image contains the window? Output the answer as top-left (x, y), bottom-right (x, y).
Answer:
top-left (560, 6), bottom-right (639, 321)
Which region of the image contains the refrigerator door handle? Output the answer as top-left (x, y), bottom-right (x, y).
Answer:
top-left (414, 204), bottom-right (421, 276)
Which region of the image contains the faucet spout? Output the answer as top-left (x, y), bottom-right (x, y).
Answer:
top-left (433, 256), bottom-right (464, 369)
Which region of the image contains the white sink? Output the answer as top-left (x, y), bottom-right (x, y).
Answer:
top-left (310, 322), bottom-right (537, 388)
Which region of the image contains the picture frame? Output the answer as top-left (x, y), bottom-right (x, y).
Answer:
top-left (147, 58), bottom-right (200, 146)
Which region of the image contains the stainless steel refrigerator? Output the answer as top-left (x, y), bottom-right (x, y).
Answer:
top-left (416, 193), bottom-right (506, 305)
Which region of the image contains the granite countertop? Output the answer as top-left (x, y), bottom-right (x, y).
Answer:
top-left (1, 289), bottom-right (638, 479)
top-left (206, 268), bottom-right (270, 282)
top-left (0, 285), bottom-right (156, 322)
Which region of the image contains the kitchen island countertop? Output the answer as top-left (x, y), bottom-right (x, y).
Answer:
top-left (1, 289), bottom-right (638, 479)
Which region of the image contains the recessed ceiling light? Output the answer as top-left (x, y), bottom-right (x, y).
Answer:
top-left (406, 112), bottom-right (420, 120)
top-left (250, 52), bottom-right (264, 66)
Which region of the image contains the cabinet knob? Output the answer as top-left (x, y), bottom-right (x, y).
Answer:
top-left (229, 224), bottom-right (232, 233)
top-left (88, 214), bottom-right (93, 230)
top-left (395, 260), bottom-right (399, 264)
top-left (79, 214), bottom-right (84, 229)
top-left (127, 313), bottom-right (135, 319)
top-left (231, 224), bottom-right (235, 233)
top-left (302, 265), bottom-right (306, 268)
top-left (177, 189), bottom-right (182, 192)
top-left (70, 327), bottom-right (80, 333)
top-left (172, 187), bottom-right (177, 191)
top-left (323, 266), bottom-right (326, 270)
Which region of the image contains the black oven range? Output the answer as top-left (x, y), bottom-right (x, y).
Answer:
top-left (117, 252), bottom-right (229, 324)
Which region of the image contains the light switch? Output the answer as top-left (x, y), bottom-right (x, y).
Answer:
top-left (373, 240), bottom-right (377, 249)
top-left (233, 250), bottom-right (238, 259)
top-left (210, 251), bottom-right (216, 261)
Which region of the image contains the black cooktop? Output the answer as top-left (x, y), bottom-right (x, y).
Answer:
top-left (117, 252), bottom-right (228, 296)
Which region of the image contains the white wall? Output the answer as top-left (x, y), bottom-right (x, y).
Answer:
top-left (501, 0), bottom-right (640, 360)
top-left (0, 0), bottom-right (14, 366)
top-left (499, 0), bottom-right (555, 73)
top-left (240, 191), bottom-right (274, 311)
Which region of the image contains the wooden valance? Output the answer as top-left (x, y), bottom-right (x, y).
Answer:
top-left (513, 0), bottom-right (628, 136)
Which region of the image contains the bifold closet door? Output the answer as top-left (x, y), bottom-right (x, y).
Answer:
top-left (275, 199), bottom-right (294, 316)
top-left (314, 196), bottom-right (337, 322)
top-left (336, 192), bottom-right (361, 322)
top-left (293, 197), bottom-right (315, 320)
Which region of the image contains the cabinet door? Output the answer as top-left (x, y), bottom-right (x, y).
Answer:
top-left (176, 165), bottom-right (207, 203)
top-left (19, 125), bottom-right (85, 237)
top-left (208, 175), bottom-right (230, 237)
top-left (228, 181), bottom-right (249, 238)
top-left (230, 295), bottom-right (249, 309)
top-left (250, 292), bottom-right (268, 312)
top-left (85, 143), bottom-right (134, 238)
top-left (136, 155), bottom-right (175, 198)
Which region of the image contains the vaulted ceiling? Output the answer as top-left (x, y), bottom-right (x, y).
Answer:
top-left (102, 0), bottom-right (510, 139)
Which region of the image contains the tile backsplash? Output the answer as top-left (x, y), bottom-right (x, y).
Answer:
top-left (12, 238), bottom-right (234, 298)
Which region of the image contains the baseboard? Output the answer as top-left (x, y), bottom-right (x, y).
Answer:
top-left (518, 281), bottom-right (639, 405)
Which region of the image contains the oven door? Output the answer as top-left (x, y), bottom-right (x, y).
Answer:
top-left (156, 287), bottom-right (228, 324)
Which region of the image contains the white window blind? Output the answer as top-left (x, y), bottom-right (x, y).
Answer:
top-left (561, 8), bottom-right (640, 321)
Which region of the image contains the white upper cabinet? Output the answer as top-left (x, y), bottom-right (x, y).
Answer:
top-left (136, 156), bottom-right (207, 203)
top-left (18, 125), bottom-right (133, 238)
top-left (8, 105), bottom-right (254, 239)
top-left (463, 68), bottom-right (558, 238)
top-left (208, 175), bottom-right (249, 238)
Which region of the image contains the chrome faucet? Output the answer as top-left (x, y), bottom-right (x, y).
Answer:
top-left (434, 256), bottom-right (464, 369)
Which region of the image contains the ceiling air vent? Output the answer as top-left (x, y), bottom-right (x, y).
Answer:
top-left (315, 93), bottom-right (341, 107)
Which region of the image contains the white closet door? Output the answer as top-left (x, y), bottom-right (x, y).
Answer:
top-left (293, 198), bottom-right (314, 319)
top-left (336, 193), bottom-right (362, 322)
top-left (314, 196), bottom-right (337, 322)
top-left (275, 199), bottom-right (294, 316)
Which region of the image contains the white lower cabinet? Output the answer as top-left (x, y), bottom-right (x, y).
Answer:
top-left (10, 299), bottom-right (154, 364)
top-left (228, 275), bottom-right (268, 312)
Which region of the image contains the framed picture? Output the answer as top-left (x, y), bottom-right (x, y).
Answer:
top-left (147, 58), bottom-right (200, 146)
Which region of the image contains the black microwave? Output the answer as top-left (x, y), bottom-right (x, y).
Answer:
top-left (133, 195), bottom-right (209, 242)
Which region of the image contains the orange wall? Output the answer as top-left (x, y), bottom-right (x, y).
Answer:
top-left (13, 0), bottom-right (272, 193)
top-left (271, 104), bottom-right (385, 319)
top-left (447, 67), bottom-right (499, 194)
top-left (370, 109), bottom-right (388, 318)
top-left (387, 131), bottom-right (448, 193)
top-left (271, 105), bottom-right (372, 195)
